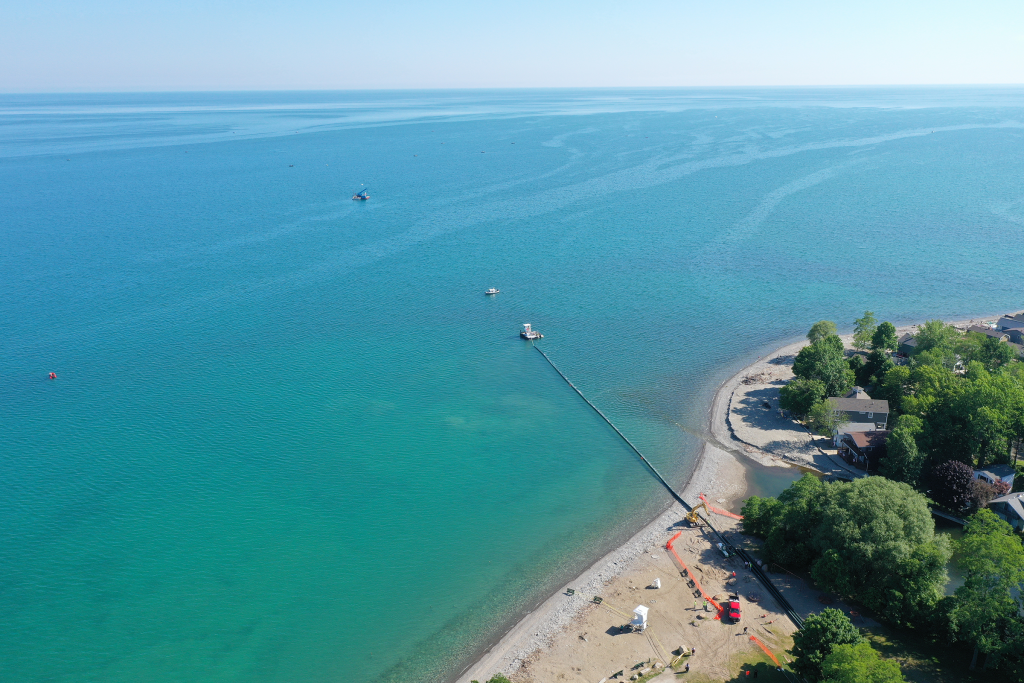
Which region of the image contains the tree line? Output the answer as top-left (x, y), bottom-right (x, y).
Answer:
top-left (780, 313), bottom-right (1024, 512)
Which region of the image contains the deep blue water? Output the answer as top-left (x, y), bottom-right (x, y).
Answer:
top-left (2, 88), bottom-right (1023, 683)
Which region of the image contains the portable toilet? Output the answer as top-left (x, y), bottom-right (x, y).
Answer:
top-left (631, 605), bottom-right (649, 632)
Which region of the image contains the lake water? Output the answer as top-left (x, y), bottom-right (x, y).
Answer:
top-left (2, 87), bottom-right (1023, 682)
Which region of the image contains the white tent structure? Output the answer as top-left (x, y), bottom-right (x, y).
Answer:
top-left (631, 605), bottom-right (649, 632)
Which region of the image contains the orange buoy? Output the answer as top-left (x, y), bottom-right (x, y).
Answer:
top-left (49, 372), bottom-right (57, 380)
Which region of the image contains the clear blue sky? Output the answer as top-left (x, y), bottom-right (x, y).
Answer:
top-left (2, 0), bottom-right (1022, 91)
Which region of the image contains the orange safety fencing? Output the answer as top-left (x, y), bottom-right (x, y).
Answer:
top-left (699, 493), bottom-right (744, 520)
top-left (665, 531), bottom-right (722, 619)
top-left (749, 635), bottom-right (781, 667)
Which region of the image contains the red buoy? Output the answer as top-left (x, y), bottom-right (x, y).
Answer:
top-left (49, 372), bottom-right (57, 380)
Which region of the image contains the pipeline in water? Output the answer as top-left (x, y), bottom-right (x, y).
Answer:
top-left (533, 344), bottom-right (804, 630)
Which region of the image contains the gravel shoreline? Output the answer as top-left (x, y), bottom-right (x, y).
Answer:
top-left (456, 312), bottom-right (1009, 682)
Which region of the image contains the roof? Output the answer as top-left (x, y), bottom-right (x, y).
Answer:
top-left (991, 492), bottom-right (1024, 521)
top-left (846, 431), bottom-right (891, 449)
top-left (898, 333), bottom-right (918, 347)
top-left (837, 422), bottom-right (880, 435)
top-left (845, 386), bottom-right (871, 399)
top-left (967, 325), bottom-right (1009, 340)
top-left (975, 465), bottom-right (1016, 479)
top-left (997, 316), bottom-right (1024, 331)
top-left (828, 397), bottom-right (890, 414)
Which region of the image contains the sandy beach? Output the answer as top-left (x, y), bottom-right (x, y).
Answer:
top-left (456, 314), bottom-right (1006, 683)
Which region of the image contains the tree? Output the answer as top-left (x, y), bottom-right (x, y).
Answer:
top-left (749, 475), bottom-right (951, 626)
top-left (862, 349), bottom-right (895, 388)
top-left (791, 608), bottom-right (864, 681)
top-left (808, 477), bottom-right (951, 625)
top-left (913, 320), bottom-right (962, 355)
top-left (821, 642), bottom-right (906, 683)
top-left (808, 320), bottom-right (839, 344)
top-left (928, 460), bottom-right (974, 511)
top-left (853, 311), bottom-right (879, 351)
top-left (969, 478), bottom-right (999, 511)
top-left (740, 495), bottom-right (781, 538)
top-left (872, 322), bottom-right (899, 353)
top-left (809, 399), bottom-right (848, 436)
top-left (959, 333), bottom-right (1018, 372)
top-left (471, 676), bottom-right (513, 683)
top-left (794, 335), bottom-right (855, 398)
top-left (948, 510), bottom-right (1024, 669)
top-left (780, 378), bottom-right (827, 417)
top-left (848, 354), bottom-right (867, 384)
top-left (881, 415), bottom-right (925, 487)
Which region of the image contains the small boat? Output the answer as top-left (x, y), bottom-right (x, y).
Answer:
top-left (520, 323), bottom-right (542, 340)
top-left (352, 188), bottom-right (369, 200)
top-left (485, 288), bottom-right (500, 295)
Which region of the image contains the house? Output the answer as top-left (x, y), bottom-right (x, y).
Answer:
top-left (997, 313), bottom-right (1024, 330)
top-left (833, 422), bottom-right (880, 446)
top-left (827, 396), bottom-right (889, 429)
top-left (967, 325), bottom-right (1010, 342)
top-left (1004, 329), bottom-right (1024, 344)
top-left (989, 491), bottom-right (1024, 531)
top-left (845, 386), bottom-right (871, 399)
top-left (974, 465), bottom-right (1016, 489)
top-left (897, 333), bottom-right (918, 356)
top-left (837, 430), bottom-right (890, 472)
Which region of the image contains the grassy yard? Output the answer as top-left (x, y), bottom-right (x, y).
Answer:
top-left (863, 625), bottom-right (991, 683)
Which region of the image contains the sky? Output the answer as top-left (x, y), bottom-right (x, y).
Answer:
top-left (1, 0), bottom-right (1023, 91)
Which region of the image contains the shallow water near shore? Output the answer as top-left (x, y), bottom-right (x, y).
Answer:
top-left (2, 88), bottom-right (1024, 683)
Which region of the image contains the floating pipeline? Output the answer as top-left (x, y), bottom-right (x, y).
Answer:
top-left (533, 345), bottom-right (804, 630)
top-left (698, 493), bottom-right (744, 520)
top-left (666, 531), bottom-right (722, 619)
top-left (533, 345), bottom-right (689, 509)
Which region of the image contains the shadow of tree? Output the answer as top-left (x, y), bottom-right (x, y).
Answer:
top-left (719, 661), bottom-right (790, 681)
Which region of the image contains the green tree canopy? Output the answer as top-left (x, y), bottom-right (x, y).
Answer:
top-left (853, 311), bottom-right (879, 351)
top-left (744, 475), bottom-right (951, 625)
top-left (913, 320), bottom-right (963, 355)
top-left (880, 415), bottom-right (924, 487)
top-left (821, 642), bottom-right (906, 683)
top-left (948, 510), bottom-right (1024, 663)
top-left (872, 322), bottom-right (899, 352)
top-left (791, 608), bottom-right (864, 681)
top-left (808, 320), bottom-right (839, 344)
top-left (809, 399), bottom-right (848, 436)
top-left (780, 378), bottom-right (827, 418)
top-left (794, 335), bottom-right (855, 398)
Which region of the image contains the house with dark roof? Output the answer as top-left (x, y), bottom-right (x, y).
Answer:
top-left (974, 465), bottom-right (1016, 489)
top-left (837, 430), bottom-right (890, 472)
top-left (990, 491), bottom-right (1024, 531)
top-left (897, 333), bottom-right (918, 357)
top-left (827, 396), bottom-right (889, 430)
top-left (967, 325), bottom-right (1010, 342)
top-left (997, 312), bottom-right (1024, 329)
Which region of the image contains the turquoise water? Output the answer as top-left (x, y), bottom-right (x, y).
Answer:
top-left (2, 88), bottom-right (1024, 682)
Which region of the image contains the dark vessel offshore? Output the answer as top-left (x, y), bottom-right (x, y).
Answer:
top-left (352, 188), bottom-right (369, 200)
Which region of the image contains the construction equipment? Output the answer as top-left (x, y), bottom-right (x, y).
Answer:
top-left (685, 502), bottom-right (709, 526)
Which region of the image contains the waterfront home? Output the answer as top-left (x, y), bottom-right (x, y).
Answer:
top-left (973, 465), bottom-right (1016, 489)
top-left (837, 430), bottom-right (890, 472)
top-left (897, 333), bottom-right (918, 356)
top-left (833, 422), bottom-right (880, 446)
top-left (827, 396), bottom-right (889, 430)
top-left (989, 491), bottom-right (1024, 531)
top-left (997, 312), bottom-right (1024, 330)
top-left (967, 325), bottom-right (1010, 342)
